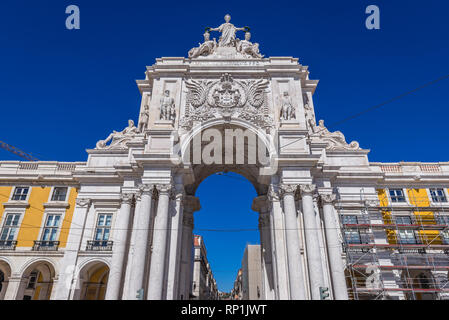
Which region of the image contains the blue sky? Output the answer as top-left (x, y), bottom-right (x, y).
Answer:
top-left (1, 1), bottom-right (448, 292)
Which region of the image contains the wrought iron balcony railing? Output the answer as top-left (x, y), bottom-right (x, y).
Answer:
top-left (86, 240), bottom-right (113, 251)
top-left (32, 240), bottom-right (60, 251)
top-left (0, 240), bottom-right (17, 250)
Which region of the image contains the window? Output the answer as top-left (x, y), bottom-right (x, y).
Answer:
top-left (27, 271), bottom-right (39, 289)
top-left (41, 214), bottom-right (61, 241)
top-left (430, 188), bottom-right (447, 203)
top-left (395, 216), bottom-right (413, 225)
top-left (341, 215), bottom-right (358, 225)
top-left (389, 189), bottom-right (406, 203)
top-left (398, 229), bottom-right (417, 244)
top-left (436, 216), bottom-right (449, 225)
top-left (51, 187), bottom-right (68, 201)
top-left (94, 214), bottom-right (112, 242)
top-left (344, 230), bottom-right (361, 244)
top-left (0, 213), bottom-right (20, 241)
top-left (11, 187), bottom-right (29, 201)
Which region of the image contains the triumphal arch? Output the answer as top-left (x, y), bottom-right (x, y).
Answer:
top-left (53, 15), bottom-right (366, 300)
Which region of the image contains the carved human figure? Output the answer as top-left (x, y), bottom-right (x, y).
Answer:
top-left (188, 31), bottom-right (217, 58)
top-left (280, 91), bottom-right (296, 120)
top-left (209, 14), bottom-right (245, 47)
top-left (236, 32), bottom-right (263, 58)
top-left (96, 119), bottom-right (139, 149)
top-left (138, 105), bottom-right (149, 132)
top-left (160, 90), bottom-right (176, 121)
top-left (304, 103), bottom-right (316, 132)
top-left (315, 119), bottom-right (360, 150)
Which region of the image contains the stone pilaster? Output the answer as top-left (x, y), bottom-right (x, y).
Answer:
top-left (105, 193), bottom-right (134, 300)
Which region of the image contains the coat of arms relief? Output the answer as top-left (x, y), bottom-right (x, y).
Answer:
top-left (179, 73), bottom-right (273, 131)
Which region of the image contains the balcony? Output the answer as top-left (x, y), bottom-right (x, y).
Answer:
top-left (86, 240), bottom-right (113, 251)
top-left (32, 240), bottom-right (60, 251)
top-left (0, 240), bottom-right (17, 250)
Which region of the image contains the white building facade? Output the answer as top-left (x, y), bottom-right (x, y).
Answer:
top-left (1, 16), bottom-right (449, 300)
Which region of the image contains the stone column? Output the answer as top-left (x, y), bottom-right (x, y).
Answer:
top-left (147, 184), bottom-right (172, 300)
top-left (320, 193), bottom-right (349, 300)
top-left (122, 184), bottom-right (154, 299)
top-left (267, 185), bottom-right (289, 300)
top-left (105, 193), bottom-right (134, 300)
top-left (300, 184), bottom-right (325, 300)
top-left (166, 185), bottom-right (185, 300)
top-left (280, 184), bottom-right (307, 300)
top-left (178, 196), bottom-right (200, 300)
top-left (54, 198), bottom-right (91, 300)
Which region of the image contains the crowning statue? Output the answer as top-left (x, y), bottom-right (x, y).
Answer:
top-left (188, 14), bottom-right (264, 59)
top-left (160, 90), bottom-right (176, 121)
top-left (96, 119), bottom-right (139, 149)
top-left (210, 14), bottom-right (245, 47)
top-left (280, 91), bottom-right (296, 120)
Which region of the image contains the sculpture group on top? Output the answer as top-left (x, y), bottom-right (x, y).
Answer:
top-left (188, 14), bottom-right (263, 59)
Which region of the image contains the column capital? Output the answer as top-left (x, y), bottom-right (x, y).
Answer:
top-left (299, 184), bottom-right (316, 196)
top-left (320, 193), bottom-right (336, 205)
top-left (75, 198), bottom-right (91, 208)
top-left (183, 195), bottom-right (201, 213)
top-left (280, 184), bottom-right (298, 196)
top-left (138, 183), bottom-right (155, 196)
top-left (155, 184), bottom-right (173, 195)
top-left (121, 193), bottom-right (134, 204)
top-left (267, 184), bottom-right (281, 202)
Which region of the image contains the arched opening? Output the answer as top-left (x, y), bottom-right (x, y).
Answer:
top-left (178, 121), bottom-right (274, 299)
top-left (401, 269), bottom-right (436, 300)
top-left (16, 261), bottom-right (55, 300)
top-left (0, 260), bottom-right (11, 300)
top-left (191, 171), bottom-right (262, 299)
top-left (76, 261), bottom-right (110, 300)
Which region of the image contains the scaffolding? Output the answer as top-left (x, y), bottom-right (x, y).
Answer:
top-left (337, 187), bottom-right (449, 300)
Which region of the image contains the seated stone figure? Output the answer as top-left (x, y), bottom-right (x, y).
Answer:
top-left (236, 32), bottom-right (263, 58)
top-left (188, 31), bottom-right (217, 58)
top-left (96, 119), bottom-right (139, 149)
top-left (313, 120), bottom-right (360, 150)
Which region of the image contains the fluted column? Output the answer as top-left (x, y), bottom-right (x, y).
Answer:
top-left (105, 193), bottom-right (134, 300)
top-left (178, 196), bottom-right (200, 300)
top-left (280, 184), bottom-right (307, 300)
top-left (147, 184), bottom-right (172, 300)
top-left (300, 184), bottom-right (325, 300)
top-left (320, 193), bottom-right (349, 300)
top-left (123, 184), bottom-right (154, 299)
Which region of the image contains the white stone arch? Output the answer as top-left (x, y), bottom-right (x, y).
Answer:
top-left (0, 258), bottom-right (12, 300)
top-left (73, 258), bottom-right (110, 300)
top-left (178, 118), bottom-right (278, 195)
top-left (16, 258), bottom-right (57, 300)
